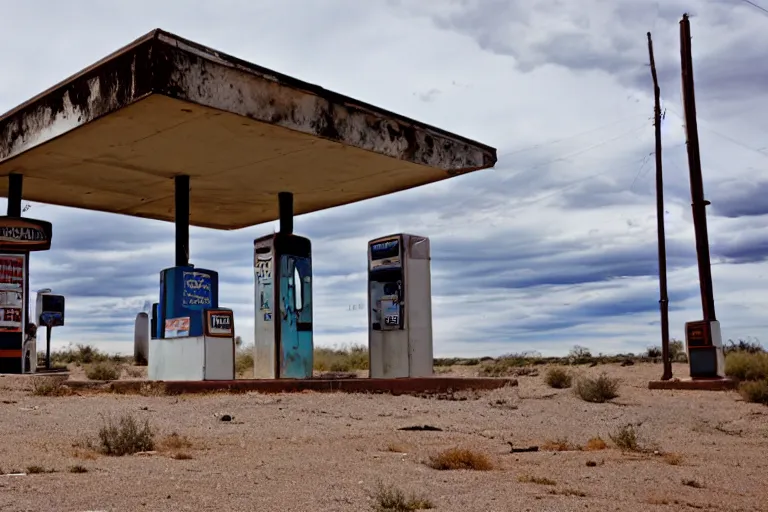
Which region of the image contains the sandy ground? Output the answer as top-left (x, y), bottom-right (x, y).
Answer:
top-left (1, 363), bottom-right (766, 512)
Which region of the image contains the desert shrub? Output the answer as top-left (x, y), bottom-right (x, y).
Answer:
top-left (669, 339), bottom-right (687, 362)
top-left (125, 366), bottom-right (144, 378)
top-left (47, 344), bottom-right (123, 366)
top-left (574, 373), bottom-right (619, 403)
top-left (235, 348), bottom-right (254, 375)
top-left (738, 380), bottom-right (768, 404)
top-left (97, 414), bottom-right (155, 456)
top-left (585, 437), bottom-right (607, 451)
top-left (724, 338), bottom-right (764, 355)
top-left (646, 346), bottom-right (662, 358)
top-left (663, 453), bottom-right (683, 465)
top-left (426, 448), bottom-right (493, 471)
top-left (609, 424), bottom-right (639, 451)
top-left (314, 344), bottom-right (369, 372)
top-left (725, 351), bottom-right (768, 382)
top-left (68, 465), bottom-right (88, 473)
top-left (85, 362), bottom-right (120, 381)
top-left (159, 432), bottom-right (193, 451)
top-left (541, 438), bottom-right (575, 451)
top-left (30, 376), bottom-right (69, 396)
top-left (545, 367), bottom-right (572, 389)
top-left (371, 483), bottom-right (434, 511)
top-left (568, 345), bottom-right (593, 364)
top-left (518, 474), bottom-right (556, 485)
top-left (26, 465), bottom-right (54, 474)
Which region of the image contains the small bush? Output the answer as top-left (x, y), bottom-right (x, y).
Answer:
top-left (314, 344), bottom-right (369, 372)
top-left (541, 438), bottom-right (574, 451)
top-left (171, 452), bottom-right (193, 460)
top-left (159, 433), bottom-right (193, 451)
top-left (724, 338), bottom-right (764, 355)
top-left (738, 380), bottom-right (768, 404)
top-left (371, 483), bottom-right (434, 511)
top-left (26, 465), bottom-right (54, 474)
top-left (609, 424), bottom-right (639, 451)
top-left (574, 373), bottom-right (619, 403)
top-left (235, 348), bottom-right (254, 375)
top-left (85, 362), bottom-right (120, 381)
top-left (69, 465), bottom-right (88, 473)
top-left (545, 367), bottom-right (572, 389)
top-left (426, 448), bottom-right (493, 471)
top-left (518, 474), bottom-right (556, 485)
top-left (97, 414), bottom-right (155, 456)
top-left (585, 437), bottom-right (607, 451)
top-left (725, 351), bottom-right (768, 382)
top-left (669, 339), bottom-right (687, 362)
top-left (125, 366), bottom-right (144, 378)
top-left (646, 346), bottom-right (662, 358)
top-left (568, 345), bottom-right (593, 364)
top-left (30, 377), bottom-right (69, 396)
top-left (663, 453), bottom-right (684, 465)
top-left (682, 479), bottom-right (704, 489)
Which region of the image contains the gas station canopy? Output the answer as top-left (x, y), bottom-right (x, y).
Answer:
top-left (0, 29), bottom-right (497, 230)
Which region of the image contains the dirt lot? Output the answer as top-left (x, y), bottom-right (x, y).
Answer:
top-left (1, 362), bottom-right (766, 512)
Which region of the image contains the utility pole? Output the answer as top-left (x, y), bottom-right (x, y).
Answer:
top-left (680, 14), bottom-right (717, 323)
top-left (647, 32), bottom-right (672, 381)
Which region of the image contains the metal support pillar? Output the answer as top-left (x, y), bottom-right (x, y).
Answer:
top-left (175, 175), bottom-right (190, 267)
top-left (278, 191), bottom-right (294, 235)
top-left (8, 173), bottom-right (22, 217)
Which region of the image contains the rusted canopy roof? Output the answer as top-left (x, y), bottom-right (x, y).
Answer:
top-left (0, 29), bottom-right (497, 230)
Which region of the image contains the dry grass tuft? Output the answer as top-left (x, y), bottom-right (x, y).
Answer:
top-left (30, 376), bottom-right (70, 397)
top-left (738, 380), bottom-right (768, 405)
top-left (159, 432), bottom-right (193, 451)
top-left (545, 367), bottom-right (573, 389)
top-left (541, 438), bottom-right (577, 451)
top-left (171, 452), bottom-right (193, 460)
top-left (574, 373), bottom-right (620, 403)
top-left (314, 344), bottom-right (369, 372)
top-left (518, 474), bottom-right (556, 486)
top-left (609, 424), bottom-right (640, 451)
top-left (235, 348), bottom-right (254, 375)
top-left (371, 483), bottom-right (434, 511)
top-left (549, 488), bottom-right (587, 497)
top-left (426, 448), bottom-right (493, 471)
top-left (85, 361), bottom-right (121, 381)
top-left (585, 437), bottom-right (607, 451)
top-left (97, 414), bottom-right (155, 456)
top-left (682, 479), bottom-right (704, 489)
top-left (26, 465), bottom-right (55, 474)
top-left (124, 366), bottom-right (144, 378)
top-left (663, 452), bottom-right (684, 465)
top-left (386, 442), bottom-right (412, 454)
top-left (725, 351), bottom-right (768, 382)
top-left (68, 465), bottom-right (88, 473)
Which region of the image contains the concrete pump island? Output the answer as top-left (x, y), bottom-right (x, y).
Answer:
top-left (0, 29), bottom-right (509, 395)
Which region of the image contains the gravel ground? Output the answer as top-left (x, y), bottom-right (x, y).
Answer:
top-left (1, 363), bottom-right (766, 512)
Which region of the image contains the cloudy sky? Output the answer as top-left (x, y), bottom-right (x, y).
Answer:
top-left (1, 0), bottom-right (767, 357)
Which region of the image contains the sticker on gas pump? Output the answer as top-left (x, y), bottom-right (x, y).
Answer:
top-left (264, 312), bottom-right (272, 321)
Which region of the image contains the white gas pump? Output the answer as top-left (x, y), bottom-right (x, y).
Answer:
top-left (367, 234), bottom-right (433, 378)
top-left (35, 288), bottom-right (65, 371)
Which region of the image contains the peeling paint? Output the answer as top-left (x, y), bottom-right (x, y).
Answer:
top-left (0, 30), bottom-right (496, 173)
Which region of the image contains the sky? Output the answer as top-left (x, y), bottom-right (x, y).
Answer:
top-left (1, 0), bottom-right (767, 357)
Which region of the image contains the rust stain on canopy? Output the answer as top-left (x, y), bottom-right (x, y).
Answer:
top-left (0, 29), bottom-right (497, 230)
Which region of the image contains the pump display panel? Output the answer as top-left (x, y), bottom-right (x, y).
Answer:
top-left (369, 236), bottom-right (404, 331)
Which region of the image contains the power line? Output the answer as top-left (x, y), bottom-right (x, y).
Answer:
top-left (738, 0), bottom-right (768, 15)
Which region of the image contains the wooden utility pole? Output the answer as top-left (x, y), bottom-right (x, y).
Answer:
top-left (680, 14), bottom-right (717, 323)
top-left (647, 32), bottom-right (672, 381)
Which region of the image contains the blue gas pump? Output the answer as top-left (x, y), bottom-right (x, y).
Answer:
top-left (156, 266), bottom-right (219, 339)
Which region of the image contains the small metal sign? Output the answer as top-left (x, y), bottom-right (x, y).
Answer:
top-left (206, 309), bottom-right (234, 337)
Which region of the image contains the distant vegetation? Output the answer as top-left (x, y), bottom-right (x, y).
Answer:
top-left (724, 339), bottom-right (768, 405)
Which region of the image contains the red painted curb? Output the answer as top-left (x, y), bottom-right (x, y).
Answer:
top-left (105, 377), bottom-right (517, 396)
top-left (647, 378), bottom-right (738, 391)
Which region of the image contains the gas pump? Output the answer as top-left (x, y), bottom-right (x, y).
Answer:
top-left (253, 192), bottom-right (313, 379)
top-left (156, 266), bottom-right (219, 339)
top-left (368, 234), bottom-right (433, 379)
top-left (685, 320), bottom-right (725, 378)
top-left (0, 216), bottom-right (52, 374)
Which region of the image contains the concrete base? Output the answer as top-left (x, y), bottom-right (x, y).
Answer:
top-left (648, 377), bottom-right (738, 391)
top-left (66, 377), bottom-right (517, 396)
